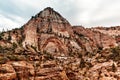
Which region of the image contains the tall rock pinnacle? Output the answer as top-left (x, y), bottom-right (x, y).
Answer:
top-left (23, 7), bottom-right (74, 54)
top-left (33, 7), bottom-right (73, 34)
top-left (35, 7), bottom-right (69, 24)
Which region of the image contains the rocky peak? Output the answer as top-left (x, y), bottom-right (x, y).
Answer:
top-left (22, 7), bottom-right (74, 53)
top-left (35, 7), bottom-right (69, 24)
top-left (24, 7), bottom-right (73, 35)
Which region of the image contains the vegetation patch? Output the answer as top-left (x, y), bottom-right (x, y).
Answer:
top-left (0, 56), bottom-right (8, 64)
top-left (108, 46), bottom-right (120, 61)
top-left (7, 55), bottom-right (26, 61)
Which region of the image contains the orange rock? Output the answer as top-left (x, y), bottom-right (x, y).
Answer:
top-left (0, 64), bottom-right (16, 80)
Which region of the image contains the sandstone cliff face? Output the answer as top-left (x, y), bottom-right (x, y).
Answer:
top-left (91, 26), bottom-right (120, 46)
top-left (22, 7), bottom-right (76, 55)
top-left (21, 7), bottom-right (118, 55)
top-left (73, 26), bottom-right (117, 52)
top-left (22, 19), bottom-right (38, 48)
top-left (0, 7), bottom-right (120, 80)
top-left (91, 26), bottom-right (120, 37)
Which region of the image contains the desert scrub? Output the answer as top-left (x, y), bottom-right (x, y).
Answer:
top-left (12, 42), bottom-right (17, 49)
top-left (108, 46), bottom-right (120, 61)
top-left (0, 45), bottom-right (15, 53)
top-left (0, 45), bottom-right (4, 53)
top-left (0, 32), bottom-right (4, 40)
top-left (7, 55), bottom-right (26, 61)
top-left (0, 56), bottom-right (9, 64)
top-left (79, 58), bottom-right (86, 68)
top-left (0, 68), bottom-right (7, 73)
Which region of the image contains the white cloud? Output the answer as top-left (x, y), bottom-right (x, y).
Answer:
top-left (0, 14), bottom-right (23, 31)
top-left (0, 0), bottom-right (120, 30)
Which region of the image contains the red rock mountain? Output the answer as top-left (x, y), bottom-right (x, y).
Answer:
top-left (0, 7), bottom-right (120, 80)
top-left (21, 7), bottom-right (117, 55)
top-left (22, 7), bottom-right (74, 55)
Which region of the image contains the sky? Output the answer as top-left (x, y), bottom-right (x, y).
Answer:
top-left (0, 0), bottom-right (120, 31)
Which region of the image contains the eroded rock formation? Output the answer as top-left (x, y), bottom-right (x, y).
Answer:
top-left (0, 7), bottom-right (120, 80)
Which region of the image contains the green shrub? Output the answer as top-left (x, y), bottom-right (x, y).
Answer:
top-left (0, 35), bottom-right (2, 40)
top-left (12, 42), bottom-right (17, 49)
top-left (7, 55), bottom-right (26, 61)
top-left (0, 45), bottom-right (4, 53)
top-left (0, 57), bottom-right (8, 64)
top-left (79, 58), bottom-right (86, 68)
top-left (0, 69), bottom-right (7, 73)
top-left (7, 35), bottom-right (11, 41)
top-left (0, 32), bottom-right (4, 40)
top-left (108, 46), bottom-right (120, 61)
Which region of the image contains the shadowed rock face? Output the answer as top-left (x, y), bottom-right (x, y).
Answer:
top-left (0, 7), bottom-right (120, 80)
